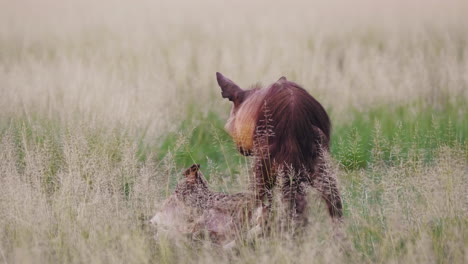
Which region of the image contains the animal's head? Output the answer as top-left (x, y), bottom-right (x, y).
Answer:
top-left (216, 73), bottom-right (260, 155)
top-left (174, 164), bottom-right (210, 205)
top-left (216, 72), bottom-right (288, 156)
top-left (181, 164), bottom-right (205, 185)
top-left (216, 72), bottom-right (254, 155)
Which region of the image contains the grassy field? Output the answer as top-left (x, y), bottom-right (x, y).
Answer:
top-left (0, 0), bottom-right (467, 263)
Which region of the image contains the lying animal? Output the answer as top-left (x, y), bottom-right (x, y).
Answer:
top-left (151, 164), bottom-right (266, 248)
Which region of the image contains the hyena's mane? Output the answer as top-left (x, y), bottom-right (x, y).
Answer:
top-left (253, 79), bottom-right (331, 171)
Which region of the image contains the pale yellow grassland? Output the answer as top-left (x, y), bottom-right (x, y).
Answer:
top-left (1, 0), bottom-right (467, 136)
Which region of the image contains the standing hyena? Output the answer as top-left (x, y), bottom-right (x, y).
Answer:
top-left (151, 164), bottom-right (266, 248)
top-left (216, 72), bottom-right (343, 225)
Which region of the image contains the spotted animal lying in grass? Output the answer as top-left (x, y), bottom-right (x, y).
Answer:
top-left (151, 164), bottom-right (266, 248)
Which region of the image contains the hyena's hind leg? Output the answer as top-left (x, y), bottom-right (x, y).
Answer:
top-left (294, 182), bottom-right (309, 225)
top-left (309, 126), bottom-right (343, 221)
top-left (311, 152), bottom-right (343, 221)
top-left (279, 168), bottom-right (310, 228)
top-left (253, 158), bottom-right (276, 207)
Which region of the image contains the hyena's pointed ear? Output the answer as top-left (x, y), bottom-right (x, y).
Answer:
top-left (216, 72), bottom-right (243, 101)
top-left (278, 76), bottom-right (287, 81)
top-left (184, 164), bottom-right (200, 184)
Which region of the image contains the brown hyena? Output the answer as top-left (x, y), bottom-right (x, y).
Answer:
top-left (216, 72), bottom-right (343, 225)
top-left (151, 164), bottom-right (266, 248)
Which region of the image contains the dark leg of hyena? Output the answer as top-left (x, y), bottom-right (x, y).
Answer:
top-left (294, 182), bottom-right (309, 225)
top-left (311, 153), bottom-right (343, 220)
top-left (253, 158), bottom-right (276, 207)
top-left (280, 170), bottom-right (310, 228)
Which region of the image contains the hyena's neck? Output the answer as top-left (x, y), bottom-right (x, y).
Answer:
top-left (229, 88), bottom-right (269, 151)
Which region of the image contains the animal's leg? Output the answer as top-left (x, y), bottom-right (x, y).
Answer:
top-left (281, 178), bottom-right (308, 228)
top-left (294, 183), bottom-right (309, 226)
top-left (279, 180), bottom-right (294, 231)
top-left (253, 158), bottom-right (275, 206)
top-left (311, 156), bottom-right (343, 220)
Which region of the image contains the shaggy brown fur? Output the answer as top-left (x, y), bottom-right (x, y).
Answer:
top-left (151, 164), bottom-right (266, 247)
top-left (216, 72), bottom-right (343, 224)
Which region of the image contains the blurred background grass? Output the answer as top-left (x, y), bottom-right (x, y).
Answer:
top-left (155, 101), bottom-right (466, 174)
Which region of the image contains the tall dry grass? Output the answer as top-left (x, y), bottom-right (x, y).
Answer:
top-left (0, 0), bottom-right (467, 263)
top-left (0, 123), bottom-right (465, 263)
